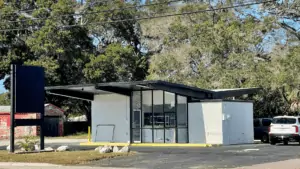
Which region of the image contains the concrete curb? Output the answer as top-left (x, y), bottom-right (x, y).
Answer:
top-left (0, 139), bottom-right (87, 146)
top-left (79, 142), bottom-right (221, 147)
top-left (0, 162), bottom-right (60, 167)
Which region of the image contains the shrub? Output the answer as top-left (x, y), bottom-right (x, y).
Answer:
top-left (16, 136), bottom-right (39, 151)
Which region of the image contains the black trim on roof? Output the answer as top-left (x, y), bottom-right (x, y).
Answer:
top-left (46, 89), bottom-right (94, 101)
top-left (45, 84), bottom-right (95, 90)
top-left (213, 88), bottom-right (261, 99)
top-left (45, 80), bottom-right (262, 101)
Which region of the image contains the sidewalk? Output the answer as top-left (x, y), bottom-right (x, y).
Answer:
top-left (0, 138), bottom-right (87, 146)
top-left (0, 162), bottom-right (138, 169)
top-left (235, 159), bottom-right (300, 169)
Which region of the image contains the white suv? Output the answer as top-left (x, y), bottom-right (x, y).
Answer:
top-left (269, 115), bottom-right (300, 145)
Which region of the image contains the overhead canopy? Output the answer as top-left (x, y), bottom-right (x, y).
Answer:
top-left (45, 80), bottom-right (262, 101)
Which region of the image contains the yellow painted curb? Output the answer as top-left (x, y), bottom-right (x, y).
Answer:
top-left (80, 142), bottom-right (129, 146)
top-left (131, 143), bottom-right (212, 147)
top-left (79, 142), bottom-right (221, 147)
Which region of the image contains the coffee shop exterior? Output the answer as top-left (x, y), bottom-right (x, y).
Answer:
top-left (46, 81), bottom-right (260, 146)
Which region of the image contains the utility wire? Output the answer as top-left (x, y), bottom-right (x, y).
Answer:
top-left (0, 0), bottom-right (275, 32)
top-left (1, 0), bottom-right (184, 25)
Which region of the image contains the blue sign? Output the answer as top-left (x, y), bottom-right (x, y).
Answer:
top-left (15, 65), bottom-right (45, 113)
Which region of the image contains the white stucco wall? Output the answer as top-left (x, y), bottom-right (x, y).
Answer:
top-left (188, 101), bottom-right (254, 145)
top-left (188, 102), bottom-right (223, 144)
top-left (222, 101), bottom-right (254, 145)
top-left (91, 94), bottom-right (130, 142)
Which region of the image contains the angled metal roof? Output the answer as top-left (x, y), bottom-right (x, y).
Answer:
top-left (211, 87), bottom-right (262, 98)
top-left (45, 80), bottom-right (262, 101)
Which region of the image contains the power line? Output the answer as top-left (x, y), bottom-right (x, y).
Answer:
top-left (0, 0), bottom-right (275, 32)
top-left (1, 0), bottom-right (184, 25)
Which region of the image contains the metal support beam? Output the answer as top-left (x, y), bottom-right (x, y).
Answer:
top-left (10, 64), bottom-right (16, 153)
top-left (47, 89), bottom-right (94, 101)
top-left (96, 86), bottom-right (131, 96)
top-left (15, 119), bottom-right (42, 126)
top-left (146, 84), bottom-right (209, 100)
top-left (163, 91), bottom-right (165, 143)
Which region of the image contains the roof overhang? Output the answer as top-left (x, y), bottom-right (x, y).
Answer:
top-left (95, 81), bottom-right (214, 99)
top-left (45, 84), bottom-right (109, 101)
top-left (212, 87), bottom-right (262, 99)
top-left (45, 81), bottom-right (262, 101)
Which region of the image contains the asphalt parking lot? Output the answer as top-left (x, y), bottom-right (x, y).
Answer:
top-left (84, 143), bottom-right (300, 169)
top-left (1, 142), bottom-right (300, 169)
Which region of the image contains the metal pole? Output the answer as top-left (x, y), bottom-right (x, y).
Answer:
top-left (40, 105), bottom-right (45, 150)
top-left (10, 64), bottom-right (16, 153)
top-left (151, 90), bottom-right (154, 143)
top-left (175, 94), bottom-right (178, 143)
top-left (163, 91), bottom-right (165, 143)
top-left (88, 126), bottom-right (91, 142)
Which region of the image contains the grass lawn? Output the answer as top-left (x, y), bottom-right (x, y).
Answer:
top-left (48, 132), bottom-right (88, 139)
top-left (20, 132), bottom-right (88, 140)
top-left (0, 150), bottom-right (133, 165)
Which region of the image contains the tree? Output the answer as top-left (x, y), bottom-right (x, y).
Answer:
top-left (0, 0), bottom-right (94, 119)
top-left (84, 43), bottom-right (148, 82)
top-left (260, 0), bottom-right (300, 41)
top-left (0, 0), bottom-right (150, 120)
top-left (0, 93), bottom-right (10, 105)
top-left (149, 3), bottom-right (275, 87)
top-left (82, 0), bottom-right (149, 82)
top-left (147, 2), bottom-right (287, 116)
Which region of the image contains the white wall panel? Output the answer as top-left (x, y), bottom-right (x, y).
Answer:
top-left (201, 102), bottom-right (223, 144)
top-left (188, 103), bottom-right (206, 143)
top-left (91, 94), bottom-right (130, 142)
top-left (222, 102), bottom-right (254, 145)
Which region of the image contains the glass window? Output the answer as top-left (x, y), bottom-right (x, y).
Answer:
top-left (177, 95), bottom-right (188, 143)
top-left (177, 128), bottom-right (188, 143)
top-left (132, 129), bottom-right (141, 143)
top-left (177, 95), bottom-right (187, 127)
top-left (153, 129), bottom-right (164, 143)
top-left (262, 119), bottom-right (272, 126)
top-left (153, 90), bottom-right (164, 128)
top-left (272, 118), bottom-right (296, 124)
top-left (142, 91), bottom-right (152, 128)
top-left (253, 119), bottom-right (260, 127)
top-left (164, 92), bottom-right (175, 113)
top-left (132, 91), bottom-right (141, 129)
top-left (142, 128), bottom-right (152, 143)
top-left (165, 113), bottom-right (176, 127)
top-left (165, 128), bottom-right (176, 143)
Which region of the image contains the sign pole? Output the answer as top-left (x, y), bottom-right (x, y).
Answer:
top-left (40, 107), bottom-right (44, 150)
top-left (10, 64), bottom-right (16, 153)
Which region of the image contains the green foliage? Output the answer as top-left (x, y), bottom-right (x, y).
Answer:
top-left (84, 43), bottom-right (148, 82)
top-left (147, 2), bottom-right (290, 116)
top-left (16, 136), bottom-right (39, 152)
top-left (1, 0), bottom-right (300, 117)
top-left (149, 4), bottom-right (273, 88)
top-left (0, 93), bottom-right (10, 105)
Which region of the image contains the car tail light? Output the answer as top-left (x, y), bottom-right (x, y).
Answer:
top-left (294, 125), bottom-right (299, 133)
top-left (268, 126), bottom-right (271, 133)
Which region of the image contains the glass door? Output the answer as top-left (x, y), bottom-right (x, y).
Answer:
top-left (132, 109), bottom-right (141, 143)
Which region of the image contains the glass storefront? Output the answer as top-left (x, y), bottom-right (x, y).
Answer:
top-left (131, 90), bottom-right (188, 143)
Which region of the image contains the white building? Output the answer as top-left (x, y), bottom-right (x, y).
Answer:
top-left (46, 80), bottom-right (259, 145)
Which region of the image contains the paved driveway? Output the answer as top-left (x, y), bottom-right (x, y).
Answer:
top-left (1, 143), bottom-right (300, 169)
top-left (84, 144), bottom-right (300, 169)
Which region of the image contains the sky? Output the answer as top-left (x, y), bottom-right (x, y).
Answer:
top-left (0, 80), bottom-right (5, 94)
